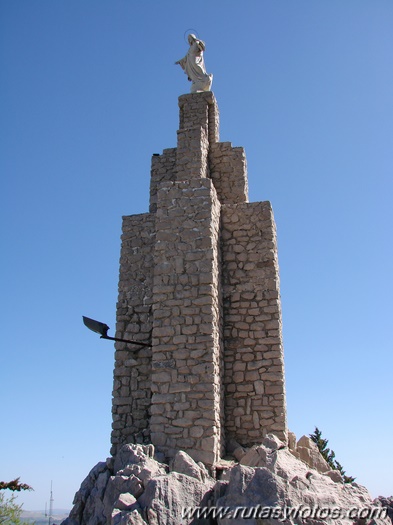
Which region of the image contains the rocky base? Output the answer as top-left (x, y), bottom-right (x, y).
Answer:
top-left (374, 497), bottom-right (393, 524)
top-left (61, 435), bottom-right (391, 525)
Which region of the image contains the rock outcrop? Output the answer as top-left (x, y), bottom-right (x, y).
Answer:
top-left (61, 444), bottom-right (215, 525)
top-left (218, 434), bottom-right (390, 524)
top-left (374, 496), bottom-right (393, 524)
top-left (62, 436), bottom-right (390, 525)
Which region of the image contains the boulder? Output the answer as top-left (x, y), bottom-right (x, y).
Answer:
top-left (240, 434), bottom-right (312, 482)
top-left (138, 471), bottom-right (214, 525)
top-left (288, 430), bottom-right (297, 453)
top-left (113, 444), bottom-right (157, 474)
top-left (112, 509), bottom-right (147, 525)
top-left (216, 464), bottom-right (286, 524)
top-left (114, 493), bottom-right (137, 511)
top-left (326, 469), bottom-right (344, 483)
top-left (373, 496), bottom-right (393, 524)
top-left (170, 450), bottom-right (210, 482)
top-left (296, 434), bottom-right (330, 474)
top-left (226, 438), bottom-right (247, 460)
top-left (103, 474), bottom-right (144, 518)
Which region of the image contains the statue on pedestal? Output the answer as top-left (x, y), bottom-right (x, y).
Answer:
top-left (175, 33), bottom-right (213, 93)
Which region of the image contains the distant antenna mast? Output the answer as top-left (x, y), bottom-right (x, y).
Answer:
top-left (48, 481), bottom-right (54, 525)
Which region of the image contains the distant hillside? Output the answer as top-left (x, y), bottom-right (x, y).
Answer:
top-left (21, 509), bottom-right (70, 524)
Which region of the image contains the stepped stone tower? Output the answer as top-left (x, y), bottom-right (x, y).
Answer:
top-left (111, 92), bottom-right (287, 466)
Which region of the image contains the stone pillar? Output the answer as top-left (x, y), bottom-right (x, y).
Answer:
top-left (178, 92), bottom-right (219, 144)
top-left (222, 202), bottom-right (287, 443)
top-left (149, 148), bottom-right (176, 213)
top-left (111, 214), bottom-right (155, 453)
top-left (175, 92), bottom-right (218, 181)
top-left (209, 142), bottom-right (249, 204)
top-left (150, 178), bottom-right (223, 465)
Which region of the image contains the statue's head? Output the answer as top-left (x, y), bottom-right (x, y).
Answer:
top-left (188, 34), bottom-right (197, 45)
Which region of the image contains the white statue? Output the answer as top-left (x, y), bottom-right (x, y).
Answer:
top-left (175, 34), bottom-right (213, 93)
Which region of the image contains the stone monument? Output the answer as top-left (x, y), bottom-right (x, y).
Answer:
top-left (61, 43), bottom-right (390, 525)
top-left (111, 84), bottom-right (287, 467)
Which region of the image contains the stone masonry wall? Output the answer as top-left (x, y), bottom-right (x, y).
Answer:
top-left (150, 178), bottom-right (223, 465)
top-left (111, 214), bottom-right (155, 454)
top-left (178, 92), bottom-right (219, 144)
top-left (149, 148), bottom-right (176, 214)
top-left (221, 202), bottom-right (287, 444)
top-left (210, 142), bottom-right (249, 205)
top-left (176, 126), bottom-right (209, 180)
top-left (111, 91), bottom-right (287, 462)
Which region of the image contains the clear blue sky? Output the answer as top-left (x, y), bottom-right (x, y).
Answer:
top-left (1, 0), bottom-right (392, 511)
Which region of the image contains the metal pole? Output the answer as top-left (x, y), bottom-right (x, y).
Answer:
top-left (100, 335), bottom-right (151, 347)
top-left (48, 481), bottom-right (53, 525)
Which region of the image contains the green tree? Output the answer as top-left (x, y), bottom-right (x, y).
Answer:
top-left (310, 427), bottom-right (356, 483)
top-left (0, 479), bottom-right (33, 525)
top-left (0, 492), bottom-right (24, 525)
